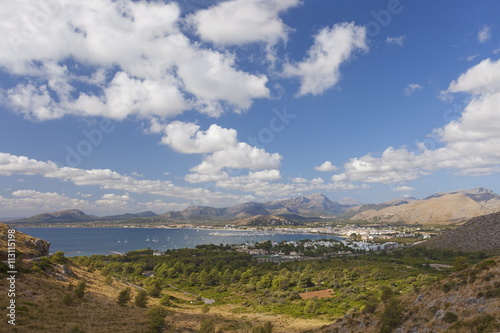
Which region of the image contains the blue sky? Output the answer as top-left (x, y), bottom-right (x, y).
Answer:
top-left (1, 0), bottom-right (500, 216)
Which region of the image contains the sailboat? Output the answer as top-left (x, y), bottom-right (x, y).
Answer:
top-left (152, 235), bottom-right (159, 243)
top-left (118, 238), bottom-right (121, 243)
top-left (124, 238), bottom-right (128, 243)
top-left (145, 234), bottom-right (150, 242)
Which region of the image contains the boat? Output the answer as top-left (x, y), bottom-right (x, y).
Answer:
top-left (145, 234), bottom-right (150, 241)
top-left (118, 238), bottom-right (121, 243)
top-left (124, 238), bottom-right (128, 243)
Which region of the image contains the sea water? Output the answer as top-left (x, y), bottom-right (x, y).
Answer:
top-left (16, 227), bottom-right (342, 257)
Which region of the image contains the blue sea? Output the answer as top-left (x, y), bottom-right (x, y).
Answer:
top-left (15, 227), bottom-right (342, 257)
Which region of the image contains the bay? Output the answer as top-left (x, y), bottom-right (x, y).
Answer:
top-left (16, 227), bottom-right (342, 257)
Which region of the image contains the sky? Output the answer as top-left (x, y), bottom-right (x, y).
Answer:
top-left (1, 0), bottom-right (500, 217)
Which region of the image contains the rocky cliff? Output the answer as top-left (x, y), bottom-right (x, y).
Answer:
top-left (0, 223), bottom-right (50, 259)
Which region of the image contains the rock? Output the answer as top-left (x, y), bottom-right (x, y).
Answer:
top-left (434, 309), bottom-right (445, 319)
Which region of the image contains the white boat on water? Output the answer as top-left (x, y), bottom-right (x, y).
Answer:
top-left (124, 238), bottom-right (128, 243)
top-left (145, 234), bottom-right (150, 241)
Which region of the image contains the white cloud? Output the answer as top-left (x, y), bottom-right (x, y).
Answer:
top-left (393, 186), bottom-right (414, 192)
top-left (463, 54), bottom-right (479, 62)
top-left (95, 193), bottom-right (134, 208)
top-left (190, 143), bottom-right (282, 175)
top-left (386, 36), bottom-right (405, 46)
top-left (283, 22), bottom-right (367, 96)
top-left (0, 0), bottom-right (270, 121)
top-left (161, 121), bottom-right (238, 154)
top-left (0, 152), bottom-right (252, 205)
top-left (5, 190), bottom-right (94, 213)
top-left (188, 0), bottom-right (299, 46)
top-left (447, 58), bottom-right (500, 95)
top-left (314, 161), bottom-right (338, 172)
top-left (156, 121), bottom-right (282, 179)
top-left (404, 83), bottom-right (422, 96)
top-left (478, 25), bottom-right (491, 43)
top-left (0, 189), bottom-right (191, 216)
top-left (333, 58), bottom-right (500, 183)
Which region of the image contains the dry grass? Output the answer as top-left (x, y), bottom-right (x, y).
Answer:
top-left (0, 261), bottom-right (331, 333)
top-left (0, 263), bottom-right (151, 333)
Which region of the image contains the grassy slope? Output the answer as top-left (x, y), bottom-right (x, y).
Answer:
top-left (319, 257), bottom-right (500, 333)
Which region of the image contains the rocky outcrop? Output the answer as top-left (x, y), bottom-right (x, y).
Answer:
top-left (0, 223), bottom-right (50, 259)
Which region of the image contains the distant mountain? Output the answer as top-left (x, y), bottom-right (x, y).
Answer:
top-left (12, 209), bottom-right (158, 223)
top-left (422, 211), bottom-right (500, 254)
top-left (425, 187), bottom-right (500, 202)
top-left (341, 197), bottom-right (417, 219)
top-left (100, 211), bottom-right (158, 221)
top-left (162, 202), bottom-right (270, 220)
top-left (351, 188), bottom-right (500, 224)
top-left (231, 215), bottom-right (300, 226)
top-left (263, 193), bottom-right (353, 216)
top-left (13, 209), bottom-right (94, 223)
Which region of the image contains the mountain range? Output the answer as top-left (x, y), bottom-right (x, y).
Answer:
top-left (6, 187), bottom-right (500, 225)
top-left (351, 187), bottom-right (500, 224)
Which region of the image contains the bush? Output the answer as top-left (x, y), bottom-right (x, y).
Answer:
top-left (104, 275), bottom-right (113, 285)
top-left (199, 319), bottom-right (215, 333)
top-left (443, 311), bottom-right (458, 323)
top-left (117, 287), bottom-right (132, 306)
top-left (63, 293), bottom-right (74, 305)
top-left (147, 306), bottom-right (167, 332)
top-left (379, 300), bottom-right (403, 333)
top-left (68, 326), bottom-right (85, 333)
top-left (135, 289), bottom-right (148, 308)
top-left (51, 251), bottom-right (67, 264)
top-left (74, 280), bottom-right (86, 299)
top-left (159, 294), bottom-right (172, 306)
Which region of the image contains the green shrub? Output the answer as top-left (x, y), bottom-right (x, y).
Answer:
top-left (74, 280), bottom-right (86, 299)
top-left (443, 311), bottom-right (458, 323)
top-left (379, 300), bottom-right (403, 333)
top-left (68, 326), bottom-right (85, 333)
top-left (117, 287), bottom-right (132, 306)
top-left (147, 306), bottom-right (167, 332)
top-left (134, 289), bottom-right (148, 308)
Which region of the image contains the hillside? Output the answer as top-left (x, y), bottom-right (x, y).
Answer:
top-left (231, 215), bottom-right (300, 226)
top-left (422, 211), bottom-right (500, 254)
top-left (319, 256), bottom-right (500, 333)
top-left (351, 190), bottom-right (500, 224)
top-left (0, 223), bottom-right (50, 260)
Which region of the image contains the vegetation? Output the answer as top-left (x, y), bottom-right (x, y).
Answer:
top-left (117, 287), bottom-right (132, 306)
top-left (2, 237), bottom-right (498, 332)
top-left (70, 243), bottom-right (491, 323)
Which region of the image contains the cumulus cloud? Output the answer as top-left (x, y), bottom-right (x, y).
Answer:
top-left (392, 186), bottom-right (415, 192)
top-left (332, 58), bottom-right (500, 183)
top-left (404, 83), bottom-right (422, 96)
top-left (161, 121), bottom-right (238, 154)
top-left (5, 190), bottom-right (94, 213)
top-left (0, 0), bottom-right (270, 121)
top-left (155, 121), bottom-right (282, 178)
top-left (188, 0), bottom-right (299, 46)
top-left (189, 143), bottom-right (282, 175)
top-left (0, 189), bottom-right (192, 216)
top-left (0, 152), bottom-right (251, 205)
top-left (386, 36), bottom-right (405, 46)
top-left (314, 161), bottom-right (338, 172)
top-left (478, 25), bottom-right (491, 43)
top-left (283, 22), bottom-right (367, 96)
